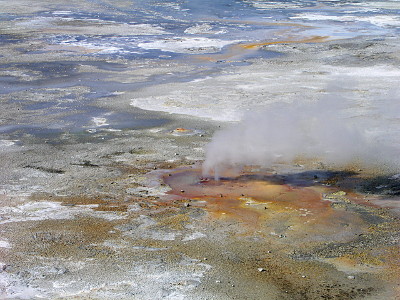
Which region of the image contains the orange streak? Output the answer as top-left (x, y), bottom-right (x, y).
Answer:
top-left (206, 17), bottom-right (312, 28)
top-left (194, 36), bottom-right (329, 62)
top-left (240, 35), bottom-right (329, 49)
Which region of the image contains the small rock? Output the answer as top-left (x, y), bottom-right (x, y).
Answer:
top-left (215, 280), bottom-right (221, 283)
top-left (258, 268), bottom-right (266, 272)
top-left (180, 190), bottom-right (185, 193)
top-left (0, 264), bottom-right (6, 272)
top-left (347, 275), bottom-right (355, 279)
top-left (301, 275), bottom-right (307, 278)
top-left (184, 203), bottom-right (190, 207)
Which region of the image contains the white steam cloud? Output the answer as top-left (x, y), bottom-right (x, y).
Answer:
top-left (202, 96), bottom-right (399, 178)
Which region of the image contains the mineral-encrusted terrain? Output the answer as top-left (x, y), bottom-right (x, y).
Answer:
top-left (1, 1), bottom-right (399, 299)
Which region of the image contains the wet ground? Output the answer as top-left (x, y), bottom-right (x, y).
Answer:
top-left (1, 0), bottom-right (400, 299)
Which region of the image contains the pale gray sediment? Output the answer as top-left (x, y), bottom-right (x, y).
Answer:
top-left (1, 6), bottom-right (400, 299)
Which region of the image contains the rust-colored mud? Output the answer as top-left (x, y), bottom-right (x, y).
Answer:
top-left (164, 168), bottom-right (348, 228)
top-left (163, 168), bottom-right (399, 247)
top-left (162, 167), bottom-right (400, 297)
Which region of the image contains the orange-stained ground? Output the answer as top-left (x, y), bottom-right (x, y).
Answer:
top-left (163, 168), bottom-right (362, 230)
top-left (162, 166), bottom-right (400, 296)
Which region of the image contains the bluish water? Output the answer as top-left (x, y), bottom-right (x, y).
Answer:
top-left (1, 0), bottom-right (400, 141)
top-left (32, 0), bottom-right (400, 60)
top-left (4, 0), bottom-right (398, 63)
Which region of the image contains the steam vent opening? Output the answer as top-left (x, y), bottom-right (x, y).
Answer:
top-left (3, 0), bottom-right (400, 298)
top-left (163, 166), bottom-right (397, 228)
top-left (161, 165), bottom-right (400, 298)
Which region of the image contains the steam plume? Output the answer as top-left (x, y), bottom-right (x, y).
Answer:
top-left (202, 97), bottom-right (398, 179)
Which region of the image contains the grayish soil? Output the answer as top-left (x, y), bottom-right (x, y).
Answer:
top-left (1, 1), bottom-right (399, 299)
